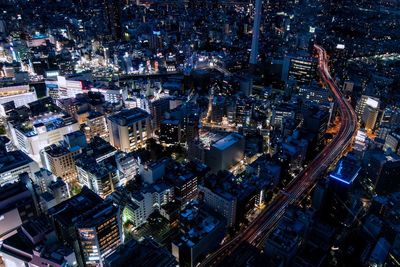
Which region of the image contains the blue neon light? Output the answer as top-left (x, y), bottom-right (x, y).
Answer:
top-left (329, 174), bottom-right (351, 185)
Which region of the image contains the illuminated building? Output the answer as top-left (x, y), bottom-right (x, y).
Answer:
top-left (150, 98), bottom-right (170, 131)
top-left (42, 142), bottom-right (81, 184)
top-left (49, 187), bottom-right (122, 267)
top-left (383, 131), bottom-right (400, 154)
top-left (329, 156), bottom-right (361, 187)
top-left (84, 111), bottom-right (109, 142)
top-left (121, 182), bottom-right (173, 228)
top-left (271, 103), bottom-right (296, 130)
top-left (107, 108), bottom-right (152, 152)
top-left (327, 155), bottom-right (361, 224)
top-left (77, 202), bottom-right (122, 267)
top-left (0, 150), bottom-right (39, 186)
top-left (8, 111), bottom-right (80, 163)
top-left (298, 84), bottom-right (330, 105)
top-left (165, 160), bottom-right (207, 208)
top-left (249, 0), bottom-right (263, 65)
top-left (355, 95), bottom-right (380, 118)
top-left (362, 105), bottom-right (379, 131)
top-left (160, 119), bottom-right (181, 144)
top-left (75, 156), bottom-right (120, 199)
top-left (91, 84), bottom-right (127, 104)
top-left (235, 99), bottom-right (252, 126)
top-left (287, 57), bottom-right (317, 85)
top-left (57, 73), bottom-right (92, 99)
top-left (150, 31), bottom-right (163, 51)
top-left (210, 96), bottom-right (225, 124)
top-left (0, 84), bottom-right (37, 116)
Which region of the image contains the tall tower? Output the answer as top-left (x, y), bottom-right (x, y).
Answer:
top-left (249, 0), bottom-right (263, 65)
top-left (104, 0), bottom-right (123, 40)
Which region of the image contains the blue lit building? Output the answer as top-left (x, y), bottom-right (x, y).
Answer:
top-left (326, 155), bottom-right (362, 225)
top-left (329, 155), bottom-right (361, 187)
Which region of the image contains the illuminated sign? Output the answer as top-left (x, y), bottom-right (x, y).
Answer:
top-left (336, 44), bottom-right (345, 49)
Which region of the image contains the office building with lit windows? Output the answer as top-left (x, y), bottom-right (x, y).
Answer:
top-left (107, 108), bottom-right (152, 152)
top-left (49, 187), bottom-right (122, 267)
top-left (287, 56), bottom-right (317, 85)
top-left (84, 111), bottom-right (109, 142)
top-left (75, 155), bottom-right (120, 199)
top-left (0, 150), bottom-right (39, 186)
top-left (8, 111), bottom-right (80, 163)
top-left (42, 142), bottom-right (82, 184)
top-left (76, 201), bottom-right (122, 267)
top-left (160, 119), bottom-right (181, 144)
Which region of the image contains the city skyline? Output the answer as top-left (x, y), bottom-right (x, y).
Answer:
top-left (0, 0), bottom-right (399, 267)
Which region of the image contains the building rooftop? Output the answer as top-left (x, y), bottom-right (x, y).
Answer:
top-left (44, 143), bottom-right (70, 157)
top-left (329, 155), bottom-right (362, 185)
top-left (177, 203), bottom-right (223, 247)
top-left (108, 108), bottom-right (150, 126)
top-left (105, 238), bottom-right (177, 267)
top-left (0, 150), bottom-right (33, 175)
top-left (48, 187), bottom-right (103, 227)
top-left (13, 113), bottom-right (77, 137)
top-left (212, 133), bottom-right (243, 151)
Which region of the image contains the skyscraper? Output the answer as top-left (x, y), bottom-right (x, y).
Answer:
top-left (104, 0), bottom-right (123, 40)
top-left (249, 0), bottom-right (263, 65)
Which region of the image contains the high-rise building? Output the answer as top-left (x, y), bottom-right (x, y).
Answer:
top-left (326, 155), bottom-right (361, 224)
top-left (160, 119), bottom-right (181, 144)
top-left (75, 156), bottom-right (120, 199)
top-left (42, 143), bottom-right (81, 184)
top-left (84, 111), bottom-right (109, 142)
top-left (150, 98), bottom-right (170, 131)
top-left (355, 95), bottom-right (380, 118)
top-left (104, 0), bottom-right (123, 40)
top-left (210, 96), bottom-right (225, 124)
top-left (249, 0), bottom-right (263, 65)
top-left (49, 188), bottom-right (122, 267)
top-left (205, 133), bottom-right (245, 173)
top-left (302, 105), bottom-right (329, 150)
top-left (287, 57), bottom-right (317, 85)
top-left (107, 108), bottom-right (152, 152)
top-left (362, 150), bottom-right (400, 194)
top-left (235, 99), bottom-right (252, 126)
top-left (362, 105), bottom-right (379, 131)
